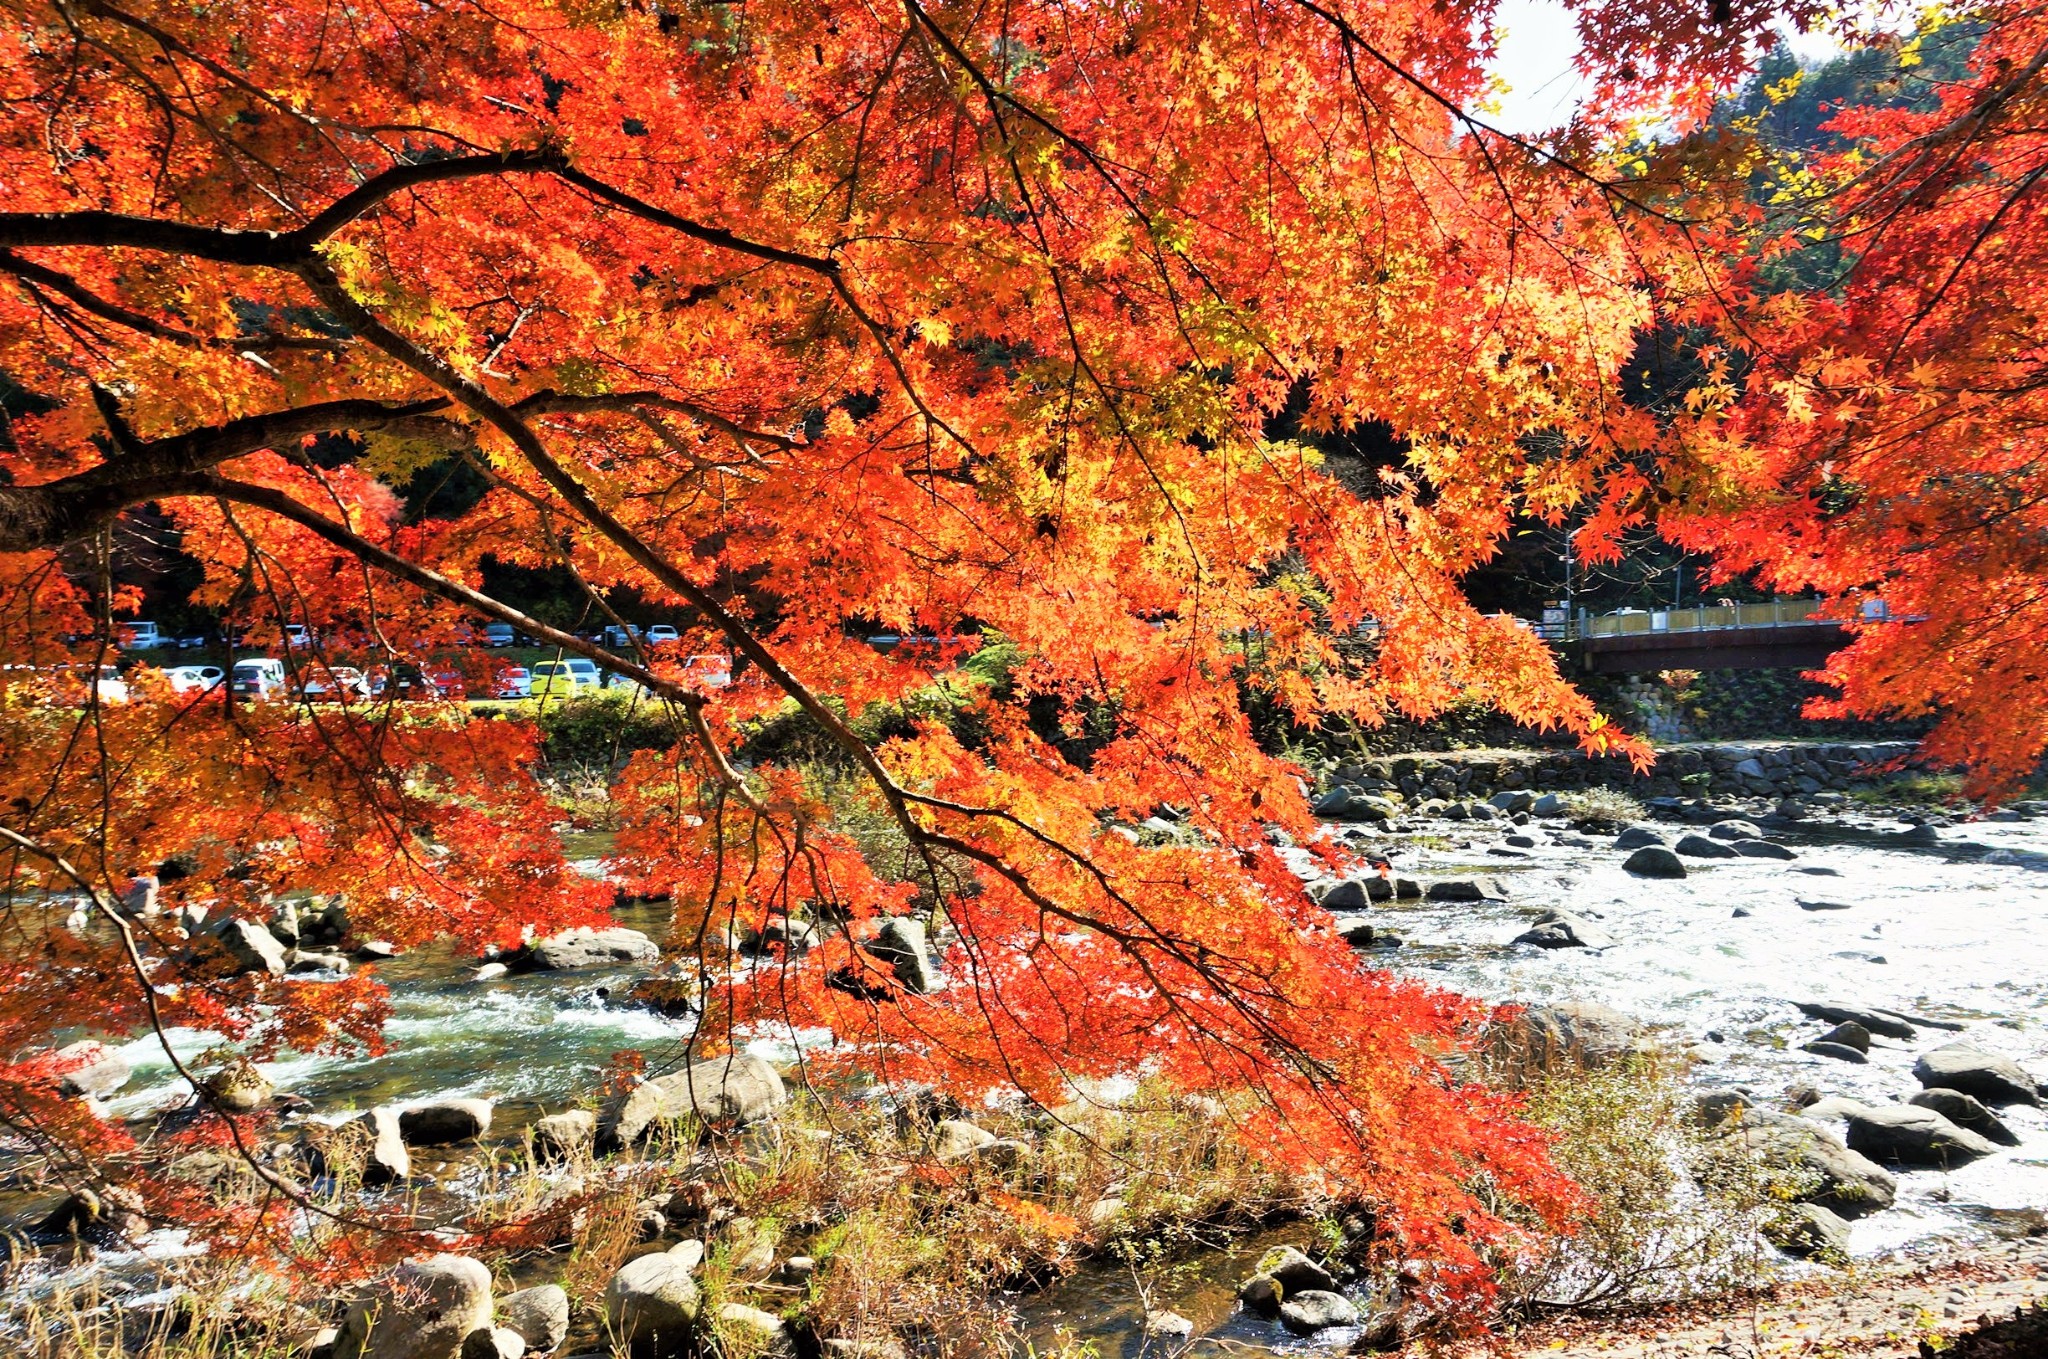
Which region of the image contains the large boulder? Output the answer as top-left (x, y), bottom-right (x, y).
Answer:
top-left (1486, 1002), bottom-right (1651, 1083)
top-left (1718, 1111), bottom-right (1896, 1218)
top-left (1912, 1044), bottom-right (2042, 1107)
top-left (1254, 1245), bottom-right (1336, 1295)
top-left (596, 1054), bottom-right (787, 1149)
top-left (334, 1254), bottom-right (493, 1359)
top-left (931, 1119), bottom-right (997, 1164)
top-left (53, 1040), bottom-right (130, 1098)
top-left (499, 1285), bottom-right (569, 1354)
top-left (214, 918), bottom-right (288, 974)
top-left (525, 926), bottom-right (660, 971)
top-left (1623, 846), bottom-right (1686, 879)
top-left (606, 1247), bottom-right (701, 1347)
top-left (1844, 1105), bottom-right (2002, 1167)
top-left (1733, 840), bottom-right (1798, 860)
top-left (461, 1331), bottom-right (525, 1359)
top-left (1708, 820), bottom-right (1764, 841)
top-left (1613, 826), bottom-right (1667, 851)
top-left (201, 1062), bottom-right (274, 1113)
top-left (1909, 1088), bottom-right (2020, 1146)
top-left (1426, 878), bottom-right (1508, 902)
top-left (1766, 1203), bottom-right (1851, 1259)
top-left (866, 916), bottom-right (939, 994)
top-left (399, 1098), bottom-right (493, 1147)
top-left (309, 1107), bottom-right (410, 1185)
top-left (1322, 876), bottom-right (1391, 909)
top-left (1511, 910), bottom-right (1614, 950)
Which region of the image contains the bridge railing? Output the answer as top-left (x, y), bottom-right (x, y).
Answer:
top-left (1585, 597), bottom-right (1831, 638)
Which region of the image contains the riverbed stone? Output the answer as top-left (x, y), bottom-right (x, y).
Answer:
top-left (867, 916), bottom-right (939, 993)
top-left (309, 1107), bottom-right (410, 1186)
top-left (1708, 819), bottom-right (1765, 841)
top-left (53, 1040), bottom-right (130, 1098)
top-left (1623, 846), bottom-right (1686, 878)
top-left (1279, 1291), bottom-right (1359, 1334)
top-left (202, 1061), bottom-right (273, 1112)
top-left (1488, 1002), bottom-right (1650, 1081)
top-left (596, 1054), bottom-right (787, 1149)
top-left (499, 1285), bottom-right (569, 1354)
top-left (1144, 1310), bottom-right (1195, 1341)
top-left (1674, 834), bottom-right (1740, 860)
top-left (461, 1330), bottom-right (526, 1359)
top-left (1426, 878), bottom-right (1507, 901)
top-left (605, 1252), bottom-right (701, 1347)
top-left (1255, 1245), bottom-right (1336, 1295)
top-left (533, 1110), bottom-right (596, 1161)
top-left (334, 1253), bottom-right (493, 1359)
top-left (1845, 1104), bottom-right (2001, 1167)
top-left (718, 1304), bottom-right (791, 1353)
top-left (214, 918), bottom-right (289, 974)
top-left (1912, 1044), bottom-right (2042, 1107)
top-left (1817, 1021), bottom-right (1871, 1053)
top-left (1512, 909), bottom-right (1615, 950)
top-left (1237, 1275), bottom-right (1282, 1318)
top-left (1801, 1040), bottom-right (1868, 1065)
top-left (1718, 1111), bottom-right (1896, 1218)
top-left (1733, 840), bottom-right (1798, 860)
top-left (1909, 1088), bottom-right (2021, 1146)
top-left (1795, 1001), bottom-right (1915, 1040)
top-left (1323, 876), bottom-right (1391, 909)
top-left (399, 1099), bottom-right (493, 1147)
top-left (1766, 1203), bottom-right (1851, 1259)
top-left (931, 1119), bottom-right (997, 1163)
top-left (525, 926), bottom-right (660, 971)
top-left (1613, 826), bottom-right (1667, 851)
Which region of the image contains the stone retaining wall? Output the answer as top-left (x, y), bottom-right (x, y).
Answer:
top-left (1312, 740), bottom-right (1922, 811)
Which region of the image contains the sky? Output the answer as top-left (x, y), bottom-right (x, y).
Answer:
top-left (1483, 0), bottom-right (1852, 133)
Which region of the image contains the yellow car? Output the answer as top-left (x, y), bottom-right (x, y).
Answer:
top-left (529, 658), bottom-right (599, 701)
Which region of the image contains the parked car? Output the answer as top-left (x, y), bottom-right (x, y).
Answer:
top-left (646, 625), bottom-right (680, 647)
top-left (163, 664), bottom-right (225, 695)
top-left (427, 665), bottom-right (466, 700)
top-left (61, 664), bottom-right (129, 704)
top-left (118, 621), bottom-right (165, 649)
top-left (231, 658), bottom-right (287, 700)
top-left (298, 665), bottom-right (368, 702)
top-left (282, 624), bottom-right (314, 650)
top-left (483, 622), bottom-right (517, 647)
top-left (602, 671), bottom-right (646, 696)
top-left (530, 658), bottom-right (601, 699)
top-left (366, 663), bottom-right (430, 700)
top-left (490, 663), bottom-right (531, 699)
top-left (177, 633), bottom-right (213, 650)
top-left (601, 624), bottom-right (643, 650)
top-left (680, 654), bottom-right (732, 689)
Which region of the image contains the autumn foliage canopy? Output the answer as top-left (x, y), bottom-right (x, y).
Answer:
top-left (0, 0), bottom-right (2044, 1306)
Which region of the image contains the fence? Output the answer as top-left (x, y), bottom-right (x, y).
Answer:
top-left (1584, 598), bottom-right (1833, 638)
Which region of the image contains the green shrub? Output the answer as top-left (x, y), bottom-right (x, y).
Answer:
top-left (536, 690), bottom-right (690, 766)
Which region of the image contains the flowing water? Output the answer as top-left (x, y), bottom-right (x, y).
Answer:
top-left (21, 803), bottom-right (2048, 1348)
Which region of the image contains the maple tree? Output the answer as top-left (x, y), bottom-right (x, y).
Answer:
top-left (0, 0), bottom-right (2042, 1314)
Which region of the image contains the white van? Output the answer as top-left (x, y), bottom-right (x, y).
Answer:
top-left (120, 621), bottom-right (164, 649)
top-left (231, 658), bottom-right (287, 700)
top-left (165, 664), bottom-right (225, 695)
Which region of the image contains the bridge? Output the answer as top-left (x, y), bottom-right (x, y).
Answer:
top-left (1570, 599), bottom-right (1858, 673)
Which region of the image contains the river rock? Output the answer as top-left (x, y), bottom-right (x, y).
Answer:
top-left (1766, 1203), bottom-right (1851, 1259)
top-left (1912, 1044), bottom-right (2042, 1107)
top-left (1426, 878), bottom-right (1507, 901)
top-left (214, 918), bottom-right (289, 974)
top-left (1238, 1275), bottom-right (1282, 1318)
top-left (1613, 826), bottom-right (1667, 851)
top-left (461, 1330), bottom-right (526, 1359)
top-left (497, 1285), bottom-right (568, 1354)
top-left (334, 1254), bottom-right (493, 1359)
top-left (53, 1040), bottom-right (130, 1098)
top-left (1802, 1040), bottom-right (1867, 1064)
top-left (1718, 1111), bottom-right (1896, 1218)
top-left (399, 1098), bottom-right (493, 1147)
top-left (35, 1184), bottom-right (147, 1244)
top-left (1734, 840), bottom-right (1798, 860)
top-left (1709, 819), bottom-right (1765, 841)
top-left (1623, 846), bottom-right (1686, 878)
top-left (596, 1054), bottom-right (787, 1149)
top-left (718, 1304), bottom-right (791, 1352)
top-left (1674, 834), bottom-right (1739, 860)
top-left (1490, 790), bottom-right (1534, 814)
top-left (1329, 914), bottom-right (1377, 947)
top-left (606, 1251), bottom-right (701, 1345)
top-left (931, 1119), bottom-right (997, 1163)
top-left (1531, 793), bottom-right (1566, 815)
top-left (1512, 909), bottom-right (1615, 950)
top-left (1323, 876), bottom-right (1391, 909)
top-left (1817, 1021), bottom-right (1871, 1053)
top-left (1144, 1310), bottom-right (1195, 1341)
top-left (1256, 1245), bottom-right (1336, 1295)
top-left (1488, 1002), bottom-right (1650, 1080)
top-left (1909, 1088), bottom-right (2021, 1146)
top-left (525, 926), bottom-right (660, 971)
top-left (533, 1110), bottom-right (595, 1161)
top-left (1279, 1291), bottom-right (1359, 1334)
top-left (473, 963), bottom-right (509, 983)
top-left (1844, 1104), bottom-right (2001, 1167)
top-left (289, 948), bottom-right (352, 973)
top-left (867, 916), bottom-right (939, 993)
top-left (202, 1062), bottom-right (273, 1112)
top-left (1794, 1002), bottom-right (1915, 1040)
top-left (310, 1107), bottom-right (410, 1185)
